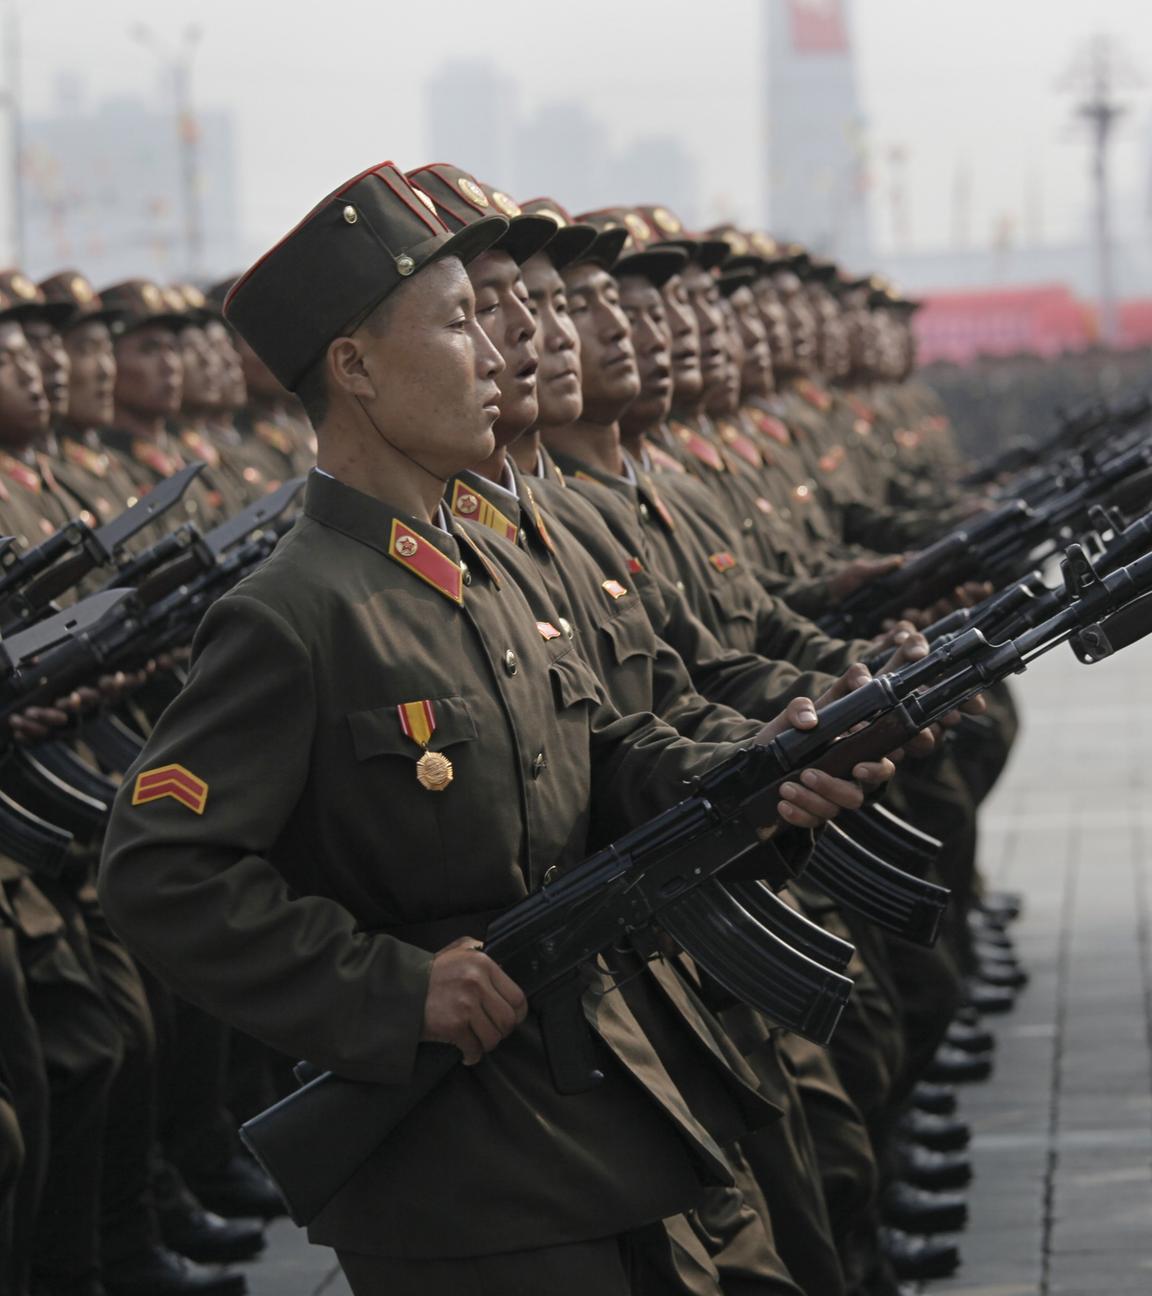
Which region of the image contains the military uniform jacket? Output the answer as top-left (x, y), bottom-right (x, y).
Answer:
top-left (100, 470), bottom-right (752, 1258)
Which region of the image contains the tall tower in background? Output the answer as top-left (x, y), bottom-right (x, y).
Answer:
top-left (764, 0), bottom-right (872, 266)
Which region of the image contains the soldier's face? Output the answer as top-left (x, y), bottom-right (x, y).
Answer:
top-left (521, 253), bottom-right (582, 429)
top-left (237, 334), bottom-right (286, 402)
top-left (23, 319), bottom-right (70, 420)
top-left (775, 274), bottom-right (818, 374)
top-left (468, 249), bottom-right (538, 446)
top-left (114, 325), bottom-right (183, 421)
top-left (617, 274), bottom-right (673, 430)
top-left (561, 262), bottom-right (639, 424)
top-left (812, 292), bottom-right (850, 381)
top-left (63, 320), bottom-right (116, 429)
top-left (180, 325), bottom-right (225, 415)
top-left (349, 257), bottom-right (503, 475)
top-left (682, 264), bottom-right (727, 396)
top-left (755, 277), bottom-right (793, 378)
top-left (0, 321), bottom-right (50, 446)
top-left (728, 285), bottom-right (773, 399)
top-left (660, 274), bottom-right (703, 404)
top-left (205, 321), bottom-right (247, 411)
top-left (704, 302), bottom-right (742, 417)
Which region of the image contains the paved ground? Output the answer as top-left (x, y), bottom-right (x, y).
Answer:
top-left (234, 639), bottom-right (1152, 1296)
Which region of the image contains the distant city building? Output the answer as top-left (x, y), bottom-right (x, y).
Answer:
top-left (764, 0), bottom-right (872, 265)
top-left (425, 60), bottom-right (520, 192)
top-left (423, 59), bottom-right (701, 219)
top-left (516, 102), bottom-right (608, 211)
top-left (21, 83), bottom-right (239, 284)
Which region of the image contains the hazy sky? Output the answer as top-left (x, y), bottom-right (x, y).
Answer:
top-left (10, 0), bottom-right (1152, 266)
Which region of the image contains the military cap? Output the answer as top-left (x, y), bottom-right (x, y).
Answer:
top-left (99, 279), bottom-right (192, 336)
top-left (205, 276), bottom-right (238, 314)
top-left (777, 242), bottom-right (812, 275)
top-left (635, 205), bottom-right (729, 271)
top-left (517, 197), bottom-right (625, 271)
top-left (517, 199), bottom-right (599, 270)
top-left (717, 267), bottom-right (758, 298)
top-left (39, 270), bottom-right (124, 329)
top-left (406, 163), bottom-right (556, 265)
top-left (224, 160), bottom-right (507, 392)
top-left (0, 268), bottom-right (73, 327)
top-left (577, 207), bottom-right (687, 287)
top-left (169, 282), bottom-right (221, 323)
top-left (747, 232), bottom-right (793, 270)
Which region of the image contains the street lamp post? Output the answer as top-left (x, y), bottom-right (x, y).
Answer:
top-left (134, 23), bottom-right (203, 280)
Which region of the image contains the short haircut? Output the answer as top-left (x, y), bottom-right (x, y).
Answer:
top-left (289, 292), bottom-right (399, 431)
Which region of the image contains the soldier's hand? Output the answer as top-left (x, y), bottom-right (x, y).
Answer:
top-left (8, 703), bottom-right (71, 743)
top-left (828, 553), bottom-right (904, 600)
top-left (872, 622), bottom-right (930, 672)
top-left (421, 937), bottom-right (528, 1066)
top-left (755, 688), bottom-right (894, 829)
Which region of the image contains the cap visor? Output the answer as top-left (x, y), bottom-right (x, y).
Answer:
top-left (718, 268), bottom-right (757, 297)
top-left (497, 214), bottom-right (558, 266)
top-left (613, 248), bottom-right (688, 289)
top-left (581, 227), bottom-right (629, 271)
top-left (432, 215), bottom-right (509, 271)
top-left (545, 225), bottom-right (599, 270)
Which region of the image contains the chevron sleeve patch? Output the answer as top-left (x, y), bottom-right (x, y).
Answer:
top-left (132, 764), bottom-right (209, 815)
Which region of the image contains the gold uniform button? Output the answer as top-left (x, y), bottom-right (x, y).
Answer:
top-left (639, 502), bottom-right (651, 522)
top-left (676, 580), bottom-right (686, 593)
top-left (531, 752), bottom-right (547, 780)
top-left (342, 205), bottom-right (358, 225)
top-left (461, 563), bottom-right (472, 586)
top-left (517, 528), bottom-right (527, 546)
top-left (503, 649), bottom-right (518, 676)
top-left (558, 617), bottom-right (573, 640)
top-left (742, 517), bottom-right (755, 532)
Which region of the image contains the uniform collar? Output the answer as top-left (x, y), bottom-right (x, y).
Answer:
top-left (547, 448), bottom-right (676, 534)
top-left (305, 469), bottom-right (498, 605)
top-left (446, 469), bottom-right (521, 543)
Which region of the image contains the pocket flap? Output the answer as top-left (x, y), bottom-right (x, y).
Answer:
top-left (599, 600), bottom-right (658, 666)
top-left (709, 579), bottom-right (756, 624)
top-left (548, 649), bottom-right (604, 710)
top-left (347, 697), bottom-right (478, 761)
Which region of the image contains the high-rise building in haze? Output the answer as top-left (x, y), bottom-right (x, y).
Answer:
top-left (516, 102), bottom-right (608, 211)
top-left (21, 81), bottom-right (239, 284)
top-left (764, 0), bottom-right (872, 265)
top-left (426, 60), bottom-right (519, 191)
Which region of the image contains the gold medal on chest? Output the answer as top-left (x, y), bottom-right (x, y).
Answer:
top-left (415, 749), bottom-right (454, 792)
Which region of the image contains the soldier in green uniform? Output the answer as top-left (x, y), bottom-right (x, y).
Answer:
top-left (98, 161), bottom-right (892, 1296)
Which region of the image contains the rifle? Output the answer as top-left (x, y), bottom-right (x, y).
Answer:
top-left (824, 438), bottom-right (1152, 638)
top-left (240, 538), bottom-right (1152, 1227)
top-left (0, 465), bottom-right (203, 633)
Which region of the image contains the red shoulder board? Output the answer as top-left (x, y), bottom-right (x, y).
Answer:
top-left (388, 519), bottom-right (464, 604)
top-left (717, 421), bottom-right (764, 469)
top-left (449, 480), bottom-right (518, 543)
top-left (646, 442), bottom-right (688, 475)
top-left (672, 423), bottom-right (726, 473)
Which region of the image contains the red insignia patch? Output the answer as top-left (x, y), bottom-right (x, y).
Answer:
top-left (627, 556), bottom-right (644, 574)
top-left (602, 579), bottom-right (628, 600)
top-left (536, 621), bottom-right (562, 640)
top-left (132, 764), bottom-right (208, 815)
top-left (708, 552), bottom-right (738, 574)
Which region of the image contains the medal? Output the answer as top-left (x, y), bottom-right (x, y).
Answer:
top-left (415, 750), bottom-right (454, 792)
top-left (398, 699), bottom-right (455, 793)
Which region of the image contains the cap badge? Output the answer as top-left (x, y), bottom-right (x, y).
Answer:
top-left (457, 176), bottom-right (490, 207)
top-left (651, 207), bottom-right (681, 235)
top-left (536, 207), bottom-right (566, 227)
top-left (490, 191), bottom-right (521, 217)
top-left (624, 213), bottom-right (651, 246)
top-left (141, 283), bottom-right (163, 310)
top-left (728, 231), bottom-right (750, 255)
top-left (71, 276), bottom-right (94, 304)
top-left (396, 254), bottom-right (415, 276)
top-left (342, 204), bottom-right (358, 225)
top-left (10, 273), bottom-right (35, 299)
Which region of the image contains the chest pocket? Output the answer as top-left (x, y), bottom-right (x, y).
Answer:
top-left (347, 696), bottom-right (478, 761)
top-left (598, 597), bottom-right (658, 667)
top-left (708, 577), bottom-right (757, 627)
top-left (547, 648), bottom-right (604, 711)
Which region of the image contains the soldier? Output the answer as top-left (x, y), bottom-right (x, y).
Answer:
top-left (97, 160), bottom-right (907, 1296)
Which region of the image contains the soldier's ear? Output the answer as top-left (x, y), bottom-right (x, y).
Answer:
top-left (327, 336), bottom-right (376, 402)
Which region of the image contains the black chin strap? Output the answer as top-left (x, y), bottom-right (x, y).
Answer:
top-left (354, 395), bottom-right (445, 492)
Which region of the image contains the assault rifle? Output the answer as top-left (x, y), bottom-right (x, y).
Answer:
top-left (240, 538), bottom-right (1152, 1227)
top-left (823, 437), bottom-right (1152, 638)
top-left (0, 464), bottom-right (203, 634)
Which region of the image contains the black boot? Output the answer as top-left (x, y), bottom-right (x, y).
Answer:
top-left (881, 1181), bottom-right (969, 1234)
top-left (912, 1081), bottom-right (958, 1116)
top-left (158, 1198), bottom-right (265, 1265)
top-left (103, 1247), bottom-right (246, 1296)
top-left (881, 1228), bottom-right (961, 1281)
top-left (925, 1043), bottom-right (994, 1085)
top-left (946, 1020), bottom-right (996, 1054)
top-left (896, 1108), bottom-right (972, 1152)
top-left (184, 1155), bottom-right (285, 1221)
top-left (896, 1142), bottom-right (973, 1191)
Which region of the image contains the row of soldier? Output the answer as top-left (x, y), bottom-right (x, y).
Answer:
top-left (0, 163), bottom-right (1036, 1296)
